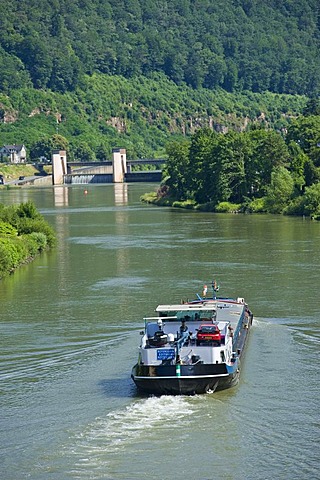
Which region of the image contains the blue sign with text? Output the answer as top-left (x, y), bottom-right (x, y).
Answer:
top-left (157, 349), bottom-right (175, 360)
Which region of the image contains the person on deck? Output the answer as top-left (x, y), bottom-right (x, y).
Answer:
top-left (177, 318), bottom-right (190, 348)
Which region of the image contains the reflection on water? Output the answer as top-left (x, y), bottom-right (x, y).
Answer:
top-left (114, 183), bottom-right (128, 205)
top-left (54, 185), bottom-right (69, 207)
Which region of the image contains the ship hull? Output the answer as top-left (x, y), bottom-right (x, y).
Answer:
top-left (131, 361), bottom-right (240, 395)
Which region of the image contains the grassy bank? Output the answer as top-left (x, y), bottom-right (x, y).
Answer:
top-left (0, 163), bottom-right (39, 182)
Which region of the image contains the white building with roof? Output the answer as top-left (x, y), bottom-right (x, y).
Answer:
top-left (0, 144), bottom-right (27, 163)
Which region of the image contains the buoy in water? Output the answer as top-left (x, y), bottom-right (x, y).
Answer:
top-left (84, 189), bottom-right (88, 195)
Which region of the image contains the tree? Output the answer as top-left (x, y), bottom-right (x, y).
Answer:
top-left (184, 43), bottom-right (207, 89)
top-left (30, 137), bottom-right (54, 162)
top-left (163, 48), bottom-right (187, 85)
top-left (203, 51), bottom-right (227, 89)
top-left (96, 143), bottom-right (110, 161)
top-left (286, 116), bottom-right (320, 154)
top-left (304, 158), bottom-right (320, 187)
top-left (222, 59), bottom-right (238, 92)
top-left (72, 141), bottom-right (96, 162)
top-left (247, 129), bottom-right (289, 195)
top-left (0, 48), bottom-right (32, 92)
top-left (52, 134), bottom-right (69, 152)
top-left (49, 47), bottom-right (82, 92)
top-left (188, 128), bottom-right (218, 203)
top-left (165, 140), bottom-right (190, 200)
top-left (287, 141), bottom-right (308, 192)
top-left (303, 183), bottom-right (320, 217)
top-left (303, 97), bottom-right (320, 116)
top-left (19, 35), bottom-right (53, 88)
top-left (29, 134), bottom-right (69, 162)
top-left (218, 133), bottom-right (252, 203)
top-left (264, 166), bottom-right (294, 213)
top-left (0, 0), bottom-right (319, 96)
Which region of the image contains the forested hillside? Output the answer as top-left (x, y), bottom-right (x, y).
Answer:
top-left (0, 73), bottom-right (308, 161)
top-left (0, 0), bottom-right (319, 95)
top-left (0, 0), bottom-right (318, 162)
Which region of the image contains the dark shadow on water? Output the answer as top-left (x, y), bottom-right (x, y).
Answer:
top-left (98, 376), bottom-right (157, 400)
top-left (98, 376), bottom-right (142, 398)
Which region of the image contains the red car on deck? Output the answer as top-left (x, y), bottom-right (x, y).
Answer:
top-left (196, 324), bottom-right (221, 345)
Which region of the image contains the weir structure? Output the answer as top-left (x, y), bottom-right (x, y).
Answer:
top-left (112, 147), bottom-right (127, 183)
top-left (52, 150), bottom-right (67, 185)
top-left (54, 148), bottom-right (163, 185)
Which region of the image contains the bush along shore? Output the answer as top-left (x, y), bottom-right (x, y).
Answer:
top-left (141, 185), bottom-right (320, 220)
top-left (0, 201), bottom-right (56, 279)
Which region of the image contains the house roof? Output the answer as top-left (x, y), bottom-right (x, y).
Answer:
top-left (2, 144), bottom-right (25, 152)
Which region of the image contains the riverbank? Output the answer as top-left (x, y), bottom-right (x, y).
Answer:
top-left (141, 189), bottom-right (320, 220)
top-left (0, 163), bottom-right (52, 185)
top-left (0, 201), bottom-right (56, 279)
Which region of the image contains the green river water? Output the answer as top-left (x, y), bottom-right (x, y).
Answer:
top-left (0, 183), bottom-right (319, 479)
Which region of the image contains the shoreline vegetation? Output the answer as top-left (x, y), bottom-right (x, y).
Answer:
top-left (141, 190), bottom-right (320, 220)
top-left (141, 114), bottom-right (320, 220)
top-left (0, 201), bottom-right (56, 279)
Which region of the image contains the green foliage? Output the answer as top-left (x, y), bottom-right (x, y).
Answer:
top-left (189, 128), bottom-right (219, 204)
top-left (71, 141), bottom-right (96, 162)
top-left (21, 234), bottom-right (40, 257)
top-left (140, 192), bottom-right (158, 203)
top-left (164, 126), bottom-right (292, 206)
top-left (286, 115), bottom-right (320, 156)
top-left (247, 129), bottom-right (290, 195)
top-left (16, 217), bottom-right (56, 247)
top-left (304, 158), bottom-right (320, 187)
top-left (161, 116), bottom-right (320, 217)
top-left (0, 237), bottom-right (27, 272)
top-left (302, 183), bottom-right (320, 217)
top-left (0, 1), bottom-right (319, 96)
top-left (0, 47), bottom-right (32, 92)
top-left (244, 198), bottom-right (267, 213)
top-left (303, 98), bottom-right (320, 116)
top-left (16, 200), bottom-right (41, 219)
top-left (0, 201), bottom-right (56, 278)
top-left (29, 134), bottom-right (69, 162)
top-left (283, 196), bottom-right (306, 216)
top-left (215, 202), bottom-right (242, 213)
top-left (165, 140), bottom-right (191, 200)
top-left (0, 221), bottom-right (17, 236)
top-left (264, 166), bottom-right (295, 213)
top-left (172, 200), bottom-right (196, 209)
top-left (0, 203), bottom-right (19, 225)
top-left (287, 141), bottom-right (308, 192)
top-left (28, 232), bottom-right (47, 251)
top-left (0, 74), bottom-right (308, 163)
top-left (0, 241), bottom-right (12, 275)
